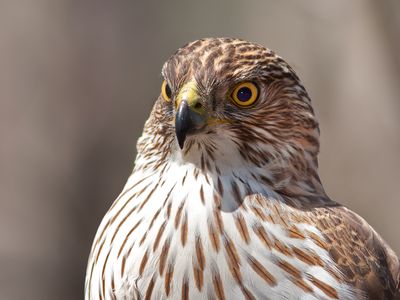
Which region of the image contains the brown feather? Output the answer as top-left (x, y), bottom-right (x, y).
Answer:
top-left (310, 206), bottom-right (400, 299)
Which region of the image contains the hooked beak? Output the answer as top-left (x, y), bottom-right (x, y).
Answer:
top-left (175, 81), bottom-right (207, 149)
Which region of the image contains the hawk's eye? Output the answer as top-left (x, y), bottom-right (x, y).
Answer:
top-left (231, 82), bottom-right (258, 107)
top-left (161, 80), bottom-right (172, 102)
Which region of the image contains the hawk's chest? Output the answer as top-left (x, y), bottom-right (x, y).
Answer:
top-left (87, 163), bottom-right (354, 300)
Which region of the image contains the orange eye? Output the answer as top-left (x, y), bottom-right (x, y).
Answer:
top-left (161, 80), bottom-right (172, 102)
top-left (230, 82), bottom-right (258, 107)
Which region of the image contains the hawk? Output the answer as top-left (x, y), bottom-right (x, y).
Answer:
top-left (85, 38), bottom-right (399, 299)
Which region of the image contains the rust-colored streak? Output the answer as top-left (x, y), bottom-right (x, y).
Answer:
top-left (199, 185), bottom-right (205, 205)
top-left (108, 182), bottom-right (148, 226)
top-left (117, 218), bottom-right (142, 258)
top-left (212, 271), bottom-right (226, 300)
top-left (144, 277), bottom-right (155, 300)
top-left (182, 278), bottom-right (189, 300)
top-left (110, 274), bottom-right (115, 290)
top-left (309, 275), bottom-right (339, 299)
top-left (195, 236), bottom-right (205, 270)
top-left (254, 194), bottom-right (267, 208)
top-left (139, 250), bottom-right (149, 276)
top-left (139, 232), bottom-right (148, 246)
top-left (166, 202), bottom-right (172, 218)
top-left (224, 236), bottom-right (242, 283)
top-left (273, 240), bottom-right (292, 257)
top-left (110, 275), bottom-right (116, 300)
top-left (253, 225), bottom-right (273, 249)
top-left (278, 214), bottom-right (289, 228)
top-left (193, 265), bottom-right (204, 291)
top-left (208, 222), bottom-right (220, 253)
top-left (224, 236), bottom-right (241, 267)
top-left (229, 263), bottom-right (242, 284)
top-left (249, 205), bottom-right (267, 221)
top-left (288, 225), bottom-right (306, 239)
top-left (292, 247), bottom-right (323, 266)
top-left (267, 214), bottom-right (276, 224)
top-left (175, 203), bottom-right (184, 228)
top-left (205, 173), bottom-right (211, 185)
top-left (294, 278), bottom-right (313, 293)
top-left (241, 286), bottom-right (256, 300)
top-left (159, 238), bottom-right (171, 275)
top-left (153, 221), bottom-right (167, 251)
top-left (101, 249), bottom-right (111, 297)
top-left (148, 208), bottom-right (161, 230)
top-left (162, 184), bottom-right (175, 209)
top-left (247, 255), bottom-right (277, 286)
top-left (182, 170), bottom-right (188, 185)
top-left (277, 259), bottom-right (301, 278)
top-left (165, 263), bottom-right (174, 296)
top-left (326, 267), bottom-right (342, 281)
top-left (234, 213), bottom-right (250, 244)
top-left (214, 209), bottom-right (224, 234)
top-left (138, 183), bottom-right (158, 211)
top-left (110, 204), bottom-right (138, 244)
top-left (194, 168), bottom-right (199, 180)
top-left (308, 232), bottom-right (329, 250)
top-left (95, 239), bottom-right (106, 263)
top-left (120, 255), bottom-right (126, 278)
top-left (101, 277), bottom-right (105, 300)
top-left (181, 215), bottom-right (188, 247)
top-left (272, 204), bottom-right (281, 217)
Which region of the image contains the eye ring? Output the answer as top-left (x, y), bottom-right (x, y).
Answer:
top-left (230, 82), bottom-right (258, 107)
top-left (161, 80), bottom-right (172, 102)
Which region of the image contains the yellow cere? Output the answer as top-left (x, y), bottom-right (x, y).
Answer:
top-left (175, 81), bottom-right (200, 110)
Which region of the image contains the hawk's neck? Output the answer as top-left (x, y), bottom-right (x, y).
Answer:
top-left (133, 131), bottom-right (331, 210)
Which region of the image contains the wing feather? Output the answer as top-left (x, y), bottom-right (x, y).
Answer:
top-left (309, 205), bottom-right (400, 299)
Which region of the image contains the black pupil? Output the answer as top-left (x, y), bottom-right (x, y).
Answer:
top-left (237, 87), bottom-right (252, 102)
top-left (165, 83), bottom-right (172, 98)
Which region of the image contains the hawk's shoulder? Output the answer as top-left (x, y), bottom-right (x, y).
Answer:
top-left (307, 204), bottom-right (400, 299)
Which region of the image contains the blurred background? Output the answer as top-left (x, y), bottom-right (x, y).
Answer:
top-left (0, 0), bottom-right (399, 299)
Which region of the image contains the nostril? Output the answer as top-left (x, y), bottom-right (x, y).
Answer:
top-left (194, 102), bottom-right (203, 110)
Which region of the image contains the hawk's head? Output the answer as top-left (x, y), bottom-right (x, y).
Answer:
top-left (138, 38), bottom-right (321, 195)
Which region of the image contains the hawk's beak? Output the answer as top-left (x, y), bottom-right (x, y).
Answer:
top-left (175, 81), bottom-right (207, 149)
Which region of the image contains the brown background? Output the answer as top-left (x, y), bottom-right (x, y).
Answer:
top-left (0, 1), bottom-right (399, 299)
